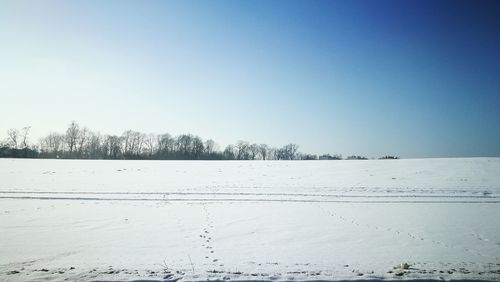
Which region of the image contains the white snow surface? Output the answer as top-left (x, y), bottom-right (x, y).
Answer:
top-left (1, 158), bottom-right (500, 281)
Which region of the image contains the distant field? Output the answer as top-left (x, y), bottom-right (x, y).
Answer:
top-left (1, 158), bottom-right (499, 281)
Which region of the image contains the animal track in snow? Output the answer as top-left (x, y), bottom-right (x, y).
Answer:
top-left (199, 204), bottom-right (221, 268)
top-left (320, 204), bottom-right (491, 259)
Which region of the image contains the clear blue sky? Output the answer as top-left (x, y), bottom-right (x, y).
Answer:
top-left (1, 0), bottom-right (499, 158)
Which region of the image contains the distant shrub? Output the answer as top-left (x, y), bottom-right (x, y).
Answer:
top-left (319, 154), bottom-right (342, 160)
top-left (379, 155), bottom-right (399, 160)
top-left (346, 155), bottom-right (368, 160)
top-left (299, 154), bottom-right (318, 160)
top-left (0, 146), bottom-right (39, 158)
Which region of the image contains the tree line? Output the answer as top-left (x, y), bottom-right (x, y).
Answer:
top-left (0, 121), bottom-right (397, 160)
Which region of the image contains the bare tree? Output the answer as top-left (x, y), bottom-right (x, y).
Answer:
top-left (122, 130), bottom-right (133, 155)
top-left (77, 127), bottom-right (89, 156)
top-left (134, 132), bottom-right (145, 156)
top-left (266, 147), bottom-right (276, 160)
top-left (157, 133), bottom-right (174, 158)
top-left (204, 139), bottom-right (217, 155)
top-left (39, 132), bottom-right (63, 156)
top-left (21, 126), bottom-right (31, 148)
top-left (7, 128), bottom-right (19, 149)
top-left (144, 133), bottom-right (157, 157)
top-left (223, 144), bottom-right (236, 160)
top-left (87, 132), bottom-right (102, 159)
top-left (275, 147), bottom-right (285, 160)
top-left (176, 134), bottom-right (193, 156)
top-left (121, 130), bottom-right (144, 157)
top-left (191, 136), bottom-right (204, 159)
top-left (105, 135), bottom-right (122, 159)
top-left (258, 144), bottom-right (269, 160)
top-left (65, 121), bottom-right (80, 154)
top-left (281, 143), bottom-right (299, 160)
top-left (235, 141), bottom-right (250, 160)
top-left (249, 143), bottom-right (259, 160)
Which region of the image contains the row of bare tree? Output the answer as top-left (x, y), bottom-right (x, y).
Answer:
top-left (1, 122), bottom-right (318, 160)
top-left (2, 122), bottom-right (393, 160)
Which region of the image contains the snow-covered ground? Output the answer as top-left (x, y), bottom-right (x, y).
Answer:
top-left (1, 158), bottom-right (500, 281)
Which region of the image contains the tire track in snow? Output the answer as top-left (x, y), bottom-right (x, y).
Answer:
top-left (2, 196), bottom-right (500, 204)
top-left (2, 190), bottom-right (499, 198)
